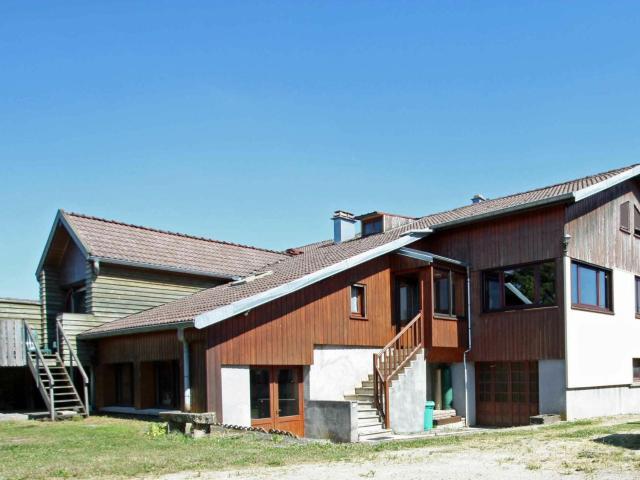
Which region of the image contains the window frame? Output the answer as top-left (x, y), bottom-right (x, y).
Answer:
top-left (635, 205), bottom-right (640, 237)
top-left (633, 359), bottom-right (640, 384)
top-left (482, 260), bottom-right (557, 313)
top-left (571, 260), bottom-right (613, 314)
top-left (350, 283), bottom-right (367, 319)
top-left (433, 267), bottom-right (467, 319)
top-left (361, 217), bottom-right (383, 236)
top-left (636, 276), bottom-right (640, 319)
top-left (620, 201), bottom-right (631, 233)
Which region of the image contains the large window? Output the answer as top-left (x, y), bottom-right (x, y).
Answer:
top-left (350, 284), bottom-right (366, 318)
top-left (571, 261), bottom-right (612, 311)
top-left (483, 261), bottom-right (556, 311)
top-left (434, 269), bottom-right (466, 317)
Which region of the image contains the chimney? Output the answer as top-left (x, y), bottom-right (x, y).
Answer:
top-left (332, 210), bottom-right (356, 243)
top-left (471, 194), bottom-right (487, 204)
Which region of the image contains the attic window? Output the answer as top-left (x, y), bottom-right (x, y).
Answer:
top-left (350, 284), bottom-right (366, 318)
top-left (362, 218), bottom-right (383, 236)
top-left (634, 206), bottom-right (640, 236)
top-left (621, 201), bottom-right (631, 233)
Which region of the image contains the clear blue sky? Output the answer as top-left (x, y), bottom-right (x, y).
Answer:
top-left (2, 1), bottom-right (640, 299)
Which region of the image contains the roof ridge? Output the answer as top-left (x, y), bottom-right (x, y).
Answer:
top-left (416, 163), bottom-right (638, 223)
top-left (62, 210), bottom-right (289, 256)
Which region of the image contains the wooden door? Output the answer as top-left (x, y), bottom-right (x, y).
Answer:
top-left (250, 366), bottom-right (304, 436)
top-left (476, 361), bottom-right (539, 426)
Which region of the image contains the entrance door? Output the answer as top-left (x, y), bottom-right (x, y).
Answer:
top-left (395, 274), bottom-right (421, 330)
top-left (250, 366), bottom-right (304, 436)
top-left (476, 361), bottom-right (539, 426)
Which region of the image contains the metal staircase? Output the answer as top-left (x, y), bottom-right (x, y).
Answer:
top-left (24, 320), bottom-right (89, 420)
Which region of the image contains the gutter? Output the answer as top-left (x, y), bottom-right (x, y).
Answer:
top-left (463, 264), bottom-right (473, 427)
top-left (79, 321), bottom-right (195, 340)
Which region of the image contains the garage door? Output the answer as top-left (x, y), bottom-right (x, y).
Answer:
top-left (476, 361), bottom-right (539, 426)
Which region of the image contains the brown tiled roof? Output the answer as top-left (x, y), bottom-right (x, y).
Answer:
top-left (63, 211), bottom-right (289, 279)
top-left (81, 164), bottom-right (638, 337)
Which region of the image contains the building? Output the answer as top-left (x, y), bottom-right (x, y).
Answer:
top-left (2, 164), bottom-right (639, 440)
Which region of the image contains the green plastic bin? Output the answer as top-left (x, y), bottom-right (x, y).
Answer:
top-left (424, 400), bottom-right (435, 430)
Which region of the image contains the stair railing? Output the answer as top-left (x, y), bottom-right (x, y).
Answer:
top-left (23, 320), bottom-right (55, 420)
top-left (56, 319), bottom-right (90, 416)
top-left (372, 311), bottom-right (423, 428)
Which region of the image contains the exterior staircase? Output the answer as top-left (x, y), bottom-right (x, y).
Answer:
top-left (344, 374), bottom-right (393, 441)
top-left (433, 409), bottom-right (464, 428)
top-left (30, 351), bottom-right (88, 419)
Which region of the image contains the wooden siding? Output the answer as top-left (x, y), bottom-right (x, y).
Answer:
top-left (87, 264), bottom-right (220, 322)
top-left (0, 298), bottom-right (41, 338)
top-left (566, 179), bottom-right (640, 273)
top-left (418, 206), bottom-right (567, 361)
top-left (57, 313), bottom-right (105, 365)
top-left (0, 320), bottom-right (25, 366)
top-left (39, 267), bottom-right (65, 348)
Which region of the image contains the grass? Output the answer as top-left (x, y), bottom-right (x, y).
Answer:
top-left (0, 415), bottom-right (639, 479)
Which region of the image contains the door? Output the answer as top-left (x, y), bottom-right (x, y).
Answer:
top-left (476, 361), bottom-right (539, 426)
top-left (395, 275), bottom-right (421, 331)
top-left (250, 366), bottom-right (304, 436)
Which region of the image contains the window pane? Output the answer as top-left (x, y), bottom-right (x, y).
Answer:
top-left (277, 369), bottom-right (299, 417)
top-left (621, 201), bottom-right (630, 231)
top-left (539, 262), bottom-right (556, 306)
top-left (362, 219), bottom-right (382, 236)
top-left (250, 369), bottom-right (271, 419)
top-left (504, 266), bottom-right (535, 307)
top-left (634, 359), bottom-right (640, 382)
top-left (485, 271), bottom-right (501, 310)
top-left (571, 263), bottom-right (578, 304)
top-left (636, 278), bottom-right (640, 314)
top-left (598, 271), bottom-right (610, 309)
top-left (579, 265), bottom-right (598, 306)
top-left (434, 270), bottom-right (450, 315)
top-left (351, 286), bottom-right (364, 315)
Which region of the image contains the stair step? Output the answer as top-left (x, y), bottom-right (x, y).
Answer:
top-left (358, 423), bottom-right (390, 435)
top-left (357, 411), bottom-right (381, 420)
top-left (433, 415), bottom-right (463, 426)
top-left (358, 427), bottom-right (393, 438)
top-left (354, 387), bottom-right (373, 395)
top-left (357, 418), bottom-right (383, 428)
top-left (360, 380), bottom-right (373, 388)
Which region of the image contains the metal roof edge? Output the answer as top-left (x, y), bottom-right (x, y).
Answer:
top-left (79, 321), bottom-right (194, 339)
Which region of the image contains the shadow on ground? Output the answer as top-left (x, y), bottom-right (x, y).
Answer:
top-left (594, 433), bottom-right (640, 450)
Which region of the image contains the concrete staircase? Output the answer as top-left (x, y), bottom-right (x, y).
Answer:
top-left (344, 374), bottom-right (394, 441)
top-left (433, 409), bottom-right (465, 428)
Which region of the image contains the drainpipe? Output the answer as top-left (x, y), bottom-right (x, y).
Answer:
top-left (463, 265), bottom-right (473, 427)
top-left (177, 329), bottom-right (191, 412)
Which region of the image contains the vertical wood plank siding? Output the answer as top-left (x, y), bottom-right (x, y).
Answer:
top-left (0, 298), bottom-right (41, 339)
top-left (419, 206), bottom-right (567, 361)
top-left (39, 267), bottom-right (65, 348)
top-left (566, 179), bottom-right (640, 272)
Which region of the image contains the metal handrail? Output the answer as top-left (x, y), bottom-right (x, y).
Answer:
top-left (56, 319), bottom-right (90, 415)
top-left (373, 311), bottom-right (423, 428)
top-left (23, 320), bottom-right (55, 420)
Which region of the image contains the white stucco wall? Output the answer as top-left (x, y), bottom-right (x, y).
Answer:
top-left (566, 385), bottom-right (640, 419)
top-left (451, 362), bottom-right (476, 426)
top-left (388, 353), bottom-right (427, 433)
top-left (307, 345), bottom-right (380, 400)
top-left (220, 366), bottom-right (251, 426)
top-left (565, 267), bottom-right (640, 388)
top-left (539, 360), bottom-right (566, 415)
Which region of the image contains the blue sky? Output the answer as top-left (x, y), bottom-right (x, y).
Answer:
top-left (2, 1), bottom-right (640, 299)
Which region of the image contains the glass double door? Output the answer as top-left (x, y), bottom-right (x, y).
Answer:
top-left (250, 366), bottom-right (304, 436)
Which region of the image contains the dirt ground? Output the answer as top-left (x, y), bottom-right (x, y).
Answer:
top-left (158, 416), bottom-right (640, 480)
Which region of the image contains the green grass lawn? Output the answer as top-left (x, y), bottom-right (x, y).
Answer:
top-left (1, 415), bottom-right (639, 479)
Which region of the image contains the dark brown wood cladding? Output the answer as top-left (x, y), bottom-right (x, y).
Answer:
top-left (566, 179), bottom-right (640, 272)
top-left (417, 206), bottom-right (567, 361)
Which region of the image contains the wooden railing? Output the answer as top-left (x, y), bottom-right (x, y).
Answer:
top-left (56, 319), bottom-right (90, 415)
top-left (23, 320), bottom-right (56, 420)
top-left (373, 311), bottom-right (423, 428)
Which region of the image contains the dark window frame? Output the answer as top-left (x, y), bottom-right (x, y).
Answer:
top-left (361, 217), bottom-right (383, 236)
top-left (571, 260), bottom-right (613, 313)
top-left (482, 260), bottom-right (557, 313)
top-left (636, 276), bottom-right (640, 319)
top-left (350, 284), bottom-right (367, 319)
top-left (633, 359), bottom-right (640, 384)
top-left (635, 205), bottom-right (640, 237)
top-left (433, 267), bottom-right (467, 319)
top-left (621, 201), bottom-right (631, 233)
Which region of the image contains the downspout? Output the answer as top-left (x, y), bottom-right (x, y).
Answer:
top-left (177, 329), bottom-right (191, 412)
top-left (463, 265), bottom-right (472, 427)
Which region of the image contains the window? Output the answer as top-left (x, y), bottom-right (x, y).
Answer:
top-left (635, 206), bottom-right (640, 236)
top-left (362, 218), bottom-right (383, 236)
top-left (634, 359), bottom-right (640, 384)
top-left (434, 269), bottom-right (466, 317)
top-left (63, 286), bottom-right (86, 313)
top-left (250, 368), bottom-right (271, 419)
top-left (621, 201), bottom-right (631, 233)
top-left (636, 277), bottom-right (640, 317)
top-left (483, 261), bottom-right (556, 311)
top-left (397, 276), bottom-right (420, 324)
top-left (350, 284), bottom-right (366, 317)
top-left (571, 261), bottom-right (612, 311)
top-left (114, 363), bottom-right (134, 406)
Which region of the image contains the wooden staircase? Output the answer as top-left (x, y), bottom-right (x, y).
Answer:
top-left (24, 320), bottom-right (89, 420)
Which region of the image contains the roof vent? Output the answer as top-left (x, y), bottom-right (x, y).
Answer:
top-left (471, 194), bottom-right (487, 204)
top-left (332, 210), bottom-right (356, 243)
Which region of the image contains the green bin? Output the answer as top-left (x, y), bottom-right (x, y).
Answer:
top-left (424, 400), bottom-right (435, 430)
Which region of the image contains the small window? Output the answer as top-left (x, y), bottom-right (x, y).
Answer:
top-left (63, 286), bottom-right (86, 314)
top-left (620, 201), bottom-right (631, 233)
top-left (350, 284), bottom-right (366, 317)
top-left (571, 261), bottom-right (612, 311)
top-left (635, 206), bottom-right (640, 236)
top-left (483, 261), bottom-right (556, 311)
top-left (434, 269), bottom-right (466, 317)
top-left (362, 218), bottom-right (383, 236)
top-left (633, 359), bottom-right (640, 384)
top-left (636, 277), bottom-right (640, 317)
